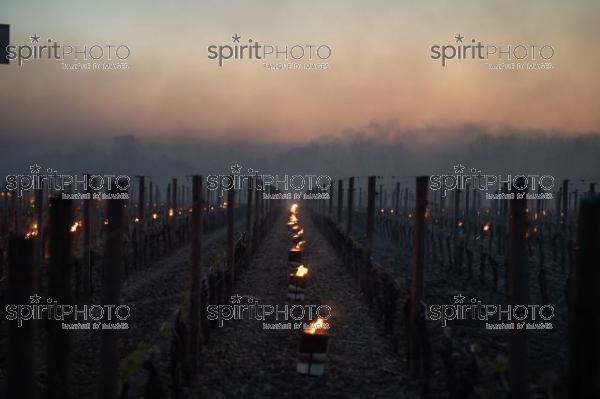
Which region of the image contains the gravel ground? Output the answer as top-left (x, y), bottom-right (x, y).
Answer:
top-left (192, 209), bottom-right (418, 399)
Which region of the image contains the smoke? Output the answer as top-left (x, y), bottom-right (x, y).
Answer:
top-left (0, 124), bottom-right (598, 187)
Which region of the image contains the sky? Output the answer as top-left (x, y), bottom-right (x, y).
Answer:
top-left (0, 0), bottom-right (599, 144)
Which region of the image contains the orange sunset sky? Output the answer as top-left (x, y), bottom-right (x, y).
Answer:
top-left (1, 0), bottom-right (599, 143)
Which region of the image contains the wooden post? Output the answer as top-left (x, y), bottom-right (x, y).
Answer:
top-left (138, 176), bottom-right (145, 221)
top-left (7, 236), bottom-right (36, 399)
top-left (453, 188), bottom-right (460, 236)
top-left (347, 177), bottom-right (354, 233)
top-left (246, 177), bottom-right (253, 241)
top-left (172, 178), bottom-right (178, 213)
top-left (253, 178), bottom-right (260, 252)
top-left (561, 179), bottom-right (569, 271)
top-left (366, 176), bottom-right (376, 254)
top-left (508, 177), bottom-right (529, 399)
top-left (337, 179), bottom-right (343, 224)
top-left (328, 183), bottom-right (333, 217)
top-left (395, 182), bottom-right (401, 215)
top-left (227, 179), bottom-right (235, 285)
top-left (47, 197), bottom-right (73, 399)
top-left (409, 176), bottom-right (428, 376)
top-left (137, 176), bottom-right (145, 266)
top-left (189, 175), bottom-right (203, 374)
top-left (568, 197), bottom-right (600, 399)
top-left (35, 185), bottom-right (44, 270)
top-left (166, 183), bottom-right (171, 214)
top-left (82, 178), bottom-right (92, 301)
top-left (99, 184), bottom-right (126, 399)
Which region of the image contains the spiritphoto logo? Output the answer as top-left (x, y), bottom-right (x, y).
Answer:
top-left (207, 294), bottom-right (332, 330)
top-left (5, 32), bottom-right (131, 70)
top-left (430, 34), bottom-right (555, 70)
top-left (3, 293), bottom-right (131, 330)
top-left (5, 163), bottom-right (131, 198)
top-left (429, 164), bottom-right (555, 198)
top-left (206, 163), bottom-right (332, 199)
top-left (207, 33), bottom-right (332, 70)
top-left (427, 293), bottom-right (555, 330)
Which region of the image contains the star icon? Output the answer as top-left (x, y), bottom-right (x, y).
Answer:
top-left (231, 164), bottom-right (242, 174)
top-left (30, 163), bottom-right (42, 174)
top-left (230, 294), bottom-right (242, 304)
top-left (30, 34), bottom-right (40, 43)
top-left (453, 164), bottom-right (466, 174)
top-left (232, 34), bottom-right (241, 43)
top-left (455, 34), bottom-right (464, 43)
top-left (30, 294), bottom-right (41, 304)
top-left (453, 293), bottom-right (465, 304)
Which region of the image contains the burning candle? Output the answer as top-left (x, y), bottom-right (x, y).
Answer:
top-left (297, 317), bottom-right (329, 376)
top-left (70, 220), bottom-right (82, 233)
top-left (24, 223), bottom-right (38, 239)
top-left (288, 214), bottom-right (298, 228)
top-left (291, 228), bottom-right (305, 244)
top-left (288, 264), bottom-right (308, 301)
top-left (288, 244), bottom-right (302, 263)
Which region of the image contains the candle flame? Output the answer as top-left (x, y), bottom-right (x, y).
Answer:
top-left (304, 317), bottom-right (327, 335)
top-left (293, 229), bottom-right (304, 238)
top-left (290, 203), bottom-right (298, 214)
top-left (70, 221), bottom-right (82, 233)
top-left (25, 223), bottom-right (38, 239)
top-left (483, 222), bottom-right (491, 232)
top-left (295, 265), bottom-right (308, 277)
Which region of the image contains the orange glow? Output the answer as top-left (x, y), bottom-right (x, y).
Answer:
top-left (168, 208), bottom-right (174, 217)
top-left (25, 223), bottom-right (38, 239)
top-left (303, 317), bottom-right (327, 335)
top-left (290, 203), bottom-right (298, 214)
top-left (483, 222), bottom-right (491, 232)
top-left (152, 213), bottom-right (159, 220)
top-left (70, 221), bottom-right (82, 233)
top-left (295, 265), bottom-right (308, 277)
